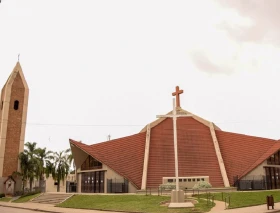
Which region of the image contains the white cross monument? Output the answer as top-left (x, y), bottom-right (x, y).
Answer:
top-left (156, 86), bottom-right (194, 208)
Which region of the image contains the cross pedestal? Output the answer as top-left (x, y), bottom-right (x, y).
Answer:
top-left (156, 98), bottom-right (194, 208)
top-left (171, 190), bottom-right (184, 203)
top-left (169, 190), bottom-right (194, 208)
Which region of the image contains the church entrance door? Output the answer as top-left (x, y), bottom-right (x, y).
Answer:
top-left (81, 171), bottom-right (104, 193)
top-left (265, 167), bottom-right (280, 189)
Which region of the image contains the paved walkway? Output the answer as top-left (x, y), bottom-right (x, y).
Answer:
top-left (1, 199), bottom-right (280, 213)
top-left (0, 202), bottom-right (122, 213)
top-left (209, 200), bottom-right (280, 213)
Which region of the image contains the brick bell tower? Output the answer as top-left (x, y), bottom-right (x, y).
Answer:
top-left (0, 62), bottom-right (29, 193)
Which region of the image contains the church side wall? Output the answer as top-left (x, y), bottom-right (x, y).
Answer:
top-left (76, 164), bottom-right (137, 193)
top-left (72, 144), bottom-right (137, 193)
top-left (104, 165), bottom-right (137, 193)
top-left (0, 85), bottom-right (9, 179)
top-left (241, 161), bottom-right (268, 180)
top-left (0, 87), bottom-right (5, 144)
top-left (0, 177), bottom-right (5, 194)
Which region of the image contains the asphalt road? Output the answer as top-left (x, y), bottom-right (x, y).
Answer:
top-left (0, 206), bottom-right (49, 213)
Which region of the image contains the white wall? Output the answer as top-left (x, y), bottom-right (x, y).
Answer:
top-left (241, 161), bottom-right (268, 180)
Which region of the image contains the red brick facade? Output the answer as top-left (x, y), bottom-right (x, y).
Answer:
top-left (146, 117), bottom-right (224, 188)
top-left (2, 73), bottom-right (25, 177)
top-left (0, 62), bottom-right (28, 184)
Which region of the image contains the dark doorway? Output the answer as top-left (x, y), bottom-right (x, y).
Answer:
top-left (265, 167), bottom-right (280, 190)
top-left (107, 178), bottom-right (129, 193)
top-left (81, 171), bottom-right (104, 193)
top-left (66, 181), bottom-right (77, 193)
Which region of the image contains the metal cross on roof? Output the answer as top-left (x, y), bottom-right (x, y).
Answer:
top-left (172, 86), bottom-right (183, 108)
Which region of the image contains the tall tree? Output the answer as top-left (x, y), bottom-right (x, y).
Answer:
top-left (67, 149), bottom-right (76, 175)
top-left (35, 147), bottom-right (53, 191)
top-left (18, 142), bottom-right (39, 191)
top-left (17, 152), bottom-right (29, 192)
top-left (46, 149), bottom-right (71, 192)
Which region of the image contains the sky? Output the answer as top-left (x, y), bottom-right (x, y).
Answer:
top-left (1, 0), bottom-right (280, 152)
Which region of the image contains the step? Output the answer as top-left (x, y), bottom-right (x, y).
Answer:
top-left (32, 198), bottom-right (66, 202)
top-left (33, 200), bottom-right (64, 204)
top-left (30, 193), bottom-right (73, 205)
top-left (34, 195), bottom-right (70, 200)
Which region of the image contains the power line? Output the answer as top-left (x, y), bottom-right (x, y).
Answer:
top-left (25, 119), bottom-right (280, 127)
top-left (26, 123), bottom-right (144, 127)
top-left (215, 120), bottom-right (280, 124)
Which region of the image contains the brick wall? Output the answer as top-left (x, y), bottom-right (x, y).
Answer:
top-left (146, 117), bottom-right (224, 188)
top-left (2, 73), bottom-right (25, 177)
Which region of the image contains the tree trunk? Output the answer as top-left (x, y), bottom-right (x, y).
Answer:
top-left (22, 178), bottom-right (25, 194)
top-left (29, 180), bottom-right (32, 192)
top-left (57, 179), bottom-right (60, 192)
top-left (39, 175), bottom-right (45, 192)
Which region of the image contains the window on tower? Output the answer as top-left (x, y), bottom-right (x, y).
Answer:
top-left (14, 100), bottom-right (19, 110)
top-left (1, 101), bottom-right (3, 110)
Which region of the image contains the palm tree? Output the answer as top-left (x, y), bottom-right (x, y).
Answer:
top-left (67, 149), bottom-right (76, 176)
top-left (18, 152), bottom-right (30, 192)
top-left (35, 148), bottom-right (53, 191)
top-left (21, 142), bottom-right (39, 191)
top-left (46, 149), bottom-right (71, 192)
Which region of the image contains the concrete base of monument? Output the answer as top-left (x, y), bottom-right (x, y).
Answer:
top-left (168, 202), bottom-right (194, 208)
top-left (168, 190), bottom-right (194, 208)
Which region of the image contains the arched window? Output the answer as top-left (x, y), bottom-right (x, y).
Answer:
top-left (14, 100), bottom-right (19, 110)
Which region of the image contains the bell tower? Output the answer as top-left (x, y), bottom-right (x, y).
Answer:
top-left (0, 62), bottom-right (29, 193)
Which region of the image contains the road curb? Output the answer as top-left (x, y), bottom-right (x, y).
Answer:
top-left (0, 204), bottom-right (63, 213)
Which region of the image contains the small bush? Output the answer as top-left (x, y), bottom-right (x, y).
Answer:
top-left (0, 193), bottom-right (5, 198)
top-left (193, 181), bottom-right (212, 189)
top-left (159, 182), bottom-right (176, 190)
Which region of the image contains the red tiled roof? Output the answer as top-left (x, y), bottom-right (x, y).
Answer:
top-left (70, 110), bottom-right (280, 190)
top-left (146, 117), bottom-right (224, 188)
top-left (70, 132), bottom-right (146, 189)
top-left (216, 130), bottom-right (277, 185)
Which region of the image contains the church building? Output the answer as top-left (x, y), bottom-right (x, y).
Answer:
top-left (70, 86), bottom-right (280, 193)
top-left (0, 62), bottom-right (29, 194)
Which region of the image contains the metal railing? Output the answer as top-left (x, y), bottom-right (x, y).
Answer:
top-left (206, 192), bottom-right (215, 206)
top-left (222, 192), bottom-right (231, 209)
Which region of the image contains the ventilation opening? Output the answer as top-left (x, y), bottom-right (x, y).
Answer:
top-left (1, 101), bottom-right (3, 110)
top-left (14, 100), bottom-right (19, 110)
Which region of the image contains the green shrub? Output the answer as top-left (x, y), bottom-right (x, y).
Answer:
top-left (159, 183), bottom-right (176, 190)
top-left (0, 193), bottom-right (5, 198)
top-left (193, 181), bottom-right (212, 189)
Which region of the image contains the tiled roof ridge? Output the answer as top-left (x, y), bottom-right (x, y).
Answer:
top-left (140, 107), bottom-right (221, 133)
top-left (215, 129), bottom-right (277, 142)
top-left (89, 132), bottom-right (146, 147)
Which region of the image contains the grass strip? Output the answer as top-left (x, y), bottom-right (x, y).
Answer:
top-left (195, 190), bottom-right (280, 209)
top-left (13, 193), bottom-right (41, 203)
top-left (58, 195), bottom-right (213, 213)
top-left (0, 197), bottom-right (12, 202)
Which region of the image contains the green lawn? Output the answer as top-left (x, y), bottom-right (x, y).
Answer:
top-left (58, 195), bottom-right (214, 213)
top-left (13, 193), bottom-right (41, 203)
top-left (0, 197), bottom-right (12, 202)
top-left (195, 190), bottom-right (280, 209)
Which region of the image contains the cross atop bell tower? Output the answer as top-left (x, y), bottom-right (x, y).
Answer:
top-left (172, 86), bottom-right (183, 108)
